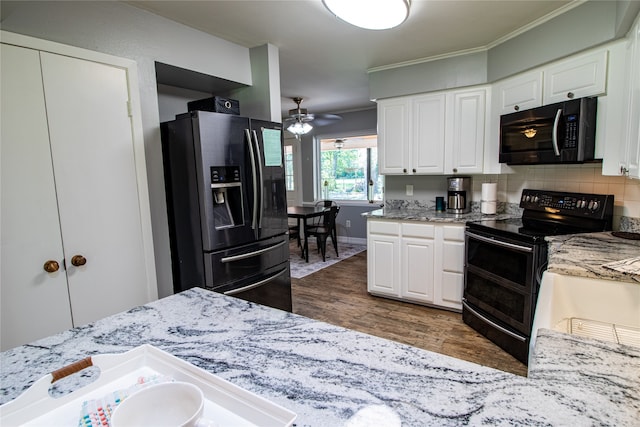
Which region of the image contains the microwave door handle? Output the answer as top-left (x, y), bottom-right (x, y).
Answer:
top-left (552, 108), bottom-right (562, 156)
top-left (245, 129), bottom-right (258, 231)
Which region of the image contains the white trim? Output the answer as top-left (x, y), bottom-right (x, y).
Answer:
top-left (1, 30), bottom-right (158, 302)
top-left (338, 236), bottom-right (367, 246)
top-left (366, 1), bottom-right (585, 74)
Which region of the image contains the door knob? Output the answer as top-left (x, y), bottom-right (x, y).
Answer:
top-left (71, 255), bottom-right (87, 267)
top-left (43, 260), bottom-right (60, 273)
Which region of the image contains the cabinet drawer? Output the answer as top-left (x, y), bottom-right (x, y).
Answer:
top-left (368, 220), bottom-right (400, 235)
top-left (442, 225), bottom-right (465, 241)
top-left (402, 222), bottom-right (435, 238)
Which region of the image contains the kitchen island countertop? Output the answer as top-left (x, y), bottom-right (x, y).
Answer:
top-left (1, 288), bottom-right (638, 426)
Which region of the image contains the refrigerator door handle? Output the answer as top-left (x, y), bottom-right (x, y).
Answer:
top-left (220, 240), bottom-right (286, 263)
top-left (245, 129), bottom-right (259, 231)
top-left (223, 267), bottom-right (288, 296)
top-left (251, 129), bottom-right (264, 229)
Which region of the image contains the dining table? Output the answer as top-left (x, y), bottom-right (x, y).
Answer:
top-left (287, 205), bottom-right (327, 262)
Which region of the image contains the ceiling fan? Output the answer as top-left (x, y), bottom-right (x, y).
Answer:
top-left (283, 97), bottom-right (342, 138)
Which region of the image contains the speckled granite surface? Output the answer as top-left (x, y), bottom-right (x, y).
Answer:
top-left (362, 208), bottom-right (514, 223)
top-left (546, 232), bottom-right (640, 283)
top-left (1, 289), bottom-right (638, 426)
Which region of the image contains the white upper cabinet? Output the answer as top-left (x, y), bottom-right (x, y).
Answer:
top-left (494, 70), bottom-right (543, 115)
top-left (445, 88), bottom-right (486, 175)
top-left (543, 50), bottom-right (609, 104)
top-left (625, 18), bottom-right (640, 178)
top-left (378, 97), bottom-right (410, 174)
top-left (602, 19), bottom-right (640, 178)
top-left (377, 87), bottom-right (485, 175)
top-left (412, 93), bottom-right (447, 174)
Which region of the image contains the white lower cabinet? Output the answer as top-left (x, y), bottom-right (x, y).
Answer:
top-left (400, 223), bottom-right (435, 303)
top-left (367, 221), bottom-right (401, 297)
top-left (434, 226), bottom-right (465, 311)
top-left (367, 220), bottom-right (464, 311)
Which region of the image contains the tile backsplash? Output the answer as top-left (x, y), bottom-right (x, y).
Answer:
top-left (472, 163), bottom-right (640, 230)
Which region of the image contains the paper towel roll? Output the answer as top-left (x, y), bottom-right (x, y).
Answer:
top-left (481, 183), bottom-right (497, 202)
top-left (481, 201), bottom-right (497, 214)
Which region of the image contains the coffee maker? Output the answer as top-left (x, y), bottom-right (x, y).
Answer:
top-left (447, 176), bottom-right (471, 214)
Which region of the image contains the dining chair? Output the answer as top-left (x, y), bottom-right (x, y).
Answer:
top-left (288, 222), bottom-right (301, 247)
top-left (306, 204), bottom-right (339, 262)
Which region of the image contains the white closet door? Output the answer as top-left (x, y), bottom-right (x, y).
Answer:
top-left (39, 52), bottom-right (149, 326)
top-left (0, 45), bottom-right (73, 350)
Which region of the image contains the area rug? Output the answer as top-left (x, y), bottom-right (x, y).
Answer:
top-left (289, 239), bottom-right (366, 278)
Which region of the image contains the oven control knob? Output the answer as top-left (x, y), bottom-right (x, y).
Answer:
top-left (533, 196), bottom-right (539, 203)
top-left (592, 201), bottom-right (599, 211)
top-left (588, 200), bottom-right (594, 210)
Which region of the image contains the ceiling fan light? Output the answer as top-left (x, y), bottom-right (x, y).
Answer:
top-left (323, 0), bottom-right (410, 30)
top-left (287, 121), bottom-right (313, 135)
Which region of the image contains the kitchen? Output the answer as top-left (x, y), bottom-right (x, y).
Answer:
top-left (1, 1), bottom-right (640, 425)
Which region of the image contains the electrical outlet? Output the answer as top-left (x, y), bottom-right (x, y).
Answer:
top-left (346, 220), bottom-right (351, 228)
top-left (406, 184), bottom-right (414, 196)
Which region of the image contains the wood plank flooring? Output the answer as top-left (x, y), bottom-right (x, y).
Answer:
top-left (291, 250), bottom-right (528, 377)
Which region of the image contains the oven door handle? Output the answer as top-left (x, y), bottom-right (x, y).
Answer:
top-left (465, 231), bottom-right (533, 253)
top-left (462, 299), bottom-right (527, 342)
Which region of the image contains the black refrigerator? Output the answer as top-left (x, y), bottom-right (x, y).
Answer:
top-left (161, 110), bottom-right (292, 311)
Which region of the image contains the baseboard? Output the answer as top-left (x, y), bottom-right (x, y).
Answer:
top-left (337, 236), bottom-right (367, 246)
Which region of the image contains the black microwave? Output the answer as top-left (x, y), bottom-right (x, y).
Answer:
top-left (499, 97), bottom-right (597, 165)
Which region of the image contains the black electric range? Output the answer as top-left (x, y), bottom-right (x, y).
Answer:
top-left (463, 189), bottom-right (614, 364)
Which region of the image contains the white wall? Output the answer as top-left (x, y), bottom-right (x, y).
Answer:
top-left (0, 1), bottom-right (262, 298)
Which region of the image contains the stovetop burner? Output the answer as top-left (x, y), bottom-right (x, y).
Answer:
top-left (467, 189), bottom-right (615, 243)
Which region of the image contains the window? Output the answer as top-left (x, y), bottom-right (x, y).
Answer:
top-left (284, 145), bottom-right (294, 191)
top-left (318, 135), bottom-right (383, 202)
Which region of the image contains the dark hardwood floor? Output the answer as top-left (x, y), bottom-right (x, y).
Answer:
top-left (291, 250), bottom-right (528, 377)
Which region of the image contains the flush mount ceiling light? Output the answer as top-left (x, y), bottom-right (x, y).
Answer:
top-left (323, 0), bottom-right (411, 30)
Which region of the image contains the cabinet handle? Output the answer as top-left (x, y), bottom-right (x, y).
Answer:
top-left (412, 168), bottom-right (416, 173)
top-left (403, 168), bottom-right (407, 173)
top-left (71, 255), bottom-right (87, 267)
top-left (567, 92), bottom-right (574, 99)
top-left (620, 165), bottom-right (629, 175)
top-left (452, 168), bottom-right (458, 173)
top-left (43, 260), bottom-right (60, 273)
top-left (514, 105), bottom-right (520, 111)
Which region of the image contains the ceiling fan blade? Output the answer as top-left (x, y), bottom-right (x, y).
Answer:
top-left (309, 114), bottom-right (342, 127)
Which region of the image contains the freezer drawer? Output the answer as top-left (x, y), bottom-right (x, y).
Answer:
top-left (212, 262), bottom-right (292, 312)
top-left (204, 234), bottom-right (289, 289)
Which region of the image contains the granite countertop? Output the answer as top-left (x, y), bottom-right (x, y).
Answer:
top-left (1, 288), bottom-right (638, 426)
top-left (546, 231), bottom-right (640, 283)
top-left (363, 207), bottom-right (514, 223)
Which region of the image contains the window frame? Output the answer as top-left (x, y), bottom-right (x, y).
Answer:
top-left (313, 129), bottom-right (383, 205)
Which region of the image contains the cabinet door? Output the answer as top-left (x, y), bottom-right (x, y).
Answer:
top-left (412, 93), bottom-right (446, 173)
top-left (0, 45), bottom-right (74, 351)
top-left (625, 21), bottom-right (640, 178)
top-left (494, 70), bottom-right (543, 115)
top-left (377, 98), bottom-right (409, 174)
top-left (367, 221), bottom-right (400, 297)
top-left (544, 50), bottom-right (608, 104)
top-left (434, 225), bottom-right (464, 311)
top-left (367, 234), bottom-right (400, 297)
top-left (39, 52), bottom-right (151, 326)
top-left (445, 89), bottom-right (486, 174)
top-left (401, 237), bottom-right (435, 303)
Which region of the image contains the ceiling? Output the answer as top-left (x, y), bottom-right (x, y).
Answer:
top-left (127, 0), bottom-right (576, 118)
